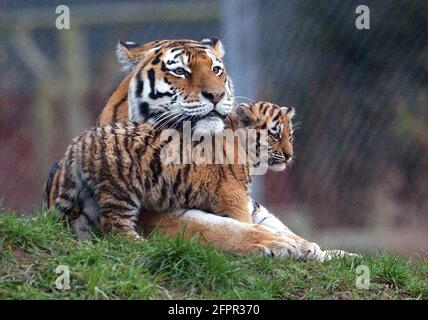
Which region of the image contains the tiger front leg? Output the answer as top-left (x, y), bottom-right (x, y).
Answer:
top-left (211, 186), bottom-right (253, 224)
top-left (250, 200), bottom-right (324, 260)
top-left (98, 194), bottom-right (142, 240)
top-left (139, 209), bottom-right (302, 259)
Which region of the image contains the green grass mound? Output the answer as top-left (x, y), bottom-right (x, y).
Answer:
top-left (0, 211), bottom-right (427, 299)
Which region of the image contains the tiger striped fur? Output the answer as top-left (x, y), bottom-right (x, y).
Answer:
top-left (54, 102), bottom-right (295, 240)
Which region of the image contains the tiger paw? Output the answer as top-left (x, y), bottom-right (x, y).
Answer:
top-left (249, 239), bottom-right (301, 259)
top-left (294, 240), bottom-right (324, 260)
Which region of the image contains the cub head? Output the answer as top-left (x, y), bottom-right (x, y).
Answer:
top-left (117, 38), bottom-right (234, 133)
top-left (234, 102), bottom-right (296, 171)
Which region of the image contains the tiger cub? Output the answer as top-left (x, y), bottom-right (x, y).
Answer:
top-left (55, 102), bottom-right (295, 239)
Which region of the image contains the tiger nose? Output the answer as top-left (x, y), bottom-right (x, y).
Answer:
top-left (201, 90), bottom-right (225, 106)
top-left (284, 152), bottom-right (293, 161)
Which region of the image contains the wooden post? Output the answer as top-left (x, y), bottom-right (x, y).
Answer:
top-left (58, 28), bottom-right (90, 138)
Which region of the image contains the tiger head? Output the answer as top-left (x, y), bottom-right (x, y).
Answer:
top-left (117, 38), bottom-right (234, 133)
top-left (233, 102), bottom-right (296, 171)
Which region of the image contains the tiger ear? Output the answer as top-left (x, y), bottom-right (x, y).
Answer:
top-left (282, 106), bottom-right (296, 118)
top-left (235, 103), bottom-right (256, 127)
top-left (201, 37), bottom-right (225, 58)
top-left (116, 41), bottom-right (145, 72)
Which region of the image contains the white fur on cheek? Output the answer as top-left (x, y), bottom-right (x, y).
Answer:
top-left (128, 77), bottom-right (141, 121)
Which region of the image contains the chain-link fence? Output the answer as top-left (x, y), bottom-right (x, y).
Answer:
top-left (0, 0), bottom-right (427, 255)
top-left (253, 0), bottom-right (427, 254)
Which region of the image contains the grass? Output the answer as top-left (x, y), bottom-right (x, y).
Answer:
top-left (0, 210), bottom-right (427, 300)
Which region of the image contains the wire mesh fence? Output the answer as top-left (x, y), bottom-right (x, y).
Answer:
top-left (0, 0), bottom-right (426, 255)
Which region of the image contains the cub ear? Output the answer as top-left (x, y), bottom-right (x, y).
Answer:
top-left (282, 106), bottom-right (296, 118)
top-left (201, 37), bottom-right (225, 58)
top-left (235, 103), bottom-right (256, 127)
top-left (116, 41), bottom-right (145, 72)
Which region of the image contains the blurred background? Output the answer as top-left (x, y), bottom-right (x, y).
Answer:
top-left (0, 0), bottom-right (427, 257)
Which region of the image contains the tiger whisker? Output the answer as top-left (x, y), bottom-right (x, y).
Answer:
top-left (151, 110), bottom-right (178, 125)
top-left (233, 96), bottom-right (256, 103)
top-left (149, 106), bottom-right (181, 128)
top-left (156, 113), bottom-right (184, 132)
top-left (152, 112), bottom-right (182, 132)
top-left (154, 108), bottom-right (190, 132)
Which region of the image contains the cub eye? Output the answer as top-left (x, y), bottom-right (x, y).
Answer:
top-left (172, 67), bottom-right (188, 77)
top-left (212, 66), bottom-right (222, 75)
top-left (289, 136), bottom-right (294, 143)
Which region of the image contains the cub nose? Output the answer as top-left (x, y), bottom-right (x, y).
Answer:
top-left (284, 152), bottom-right (293, 161)
top-left (201, 90), bottom-right (225, 106)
